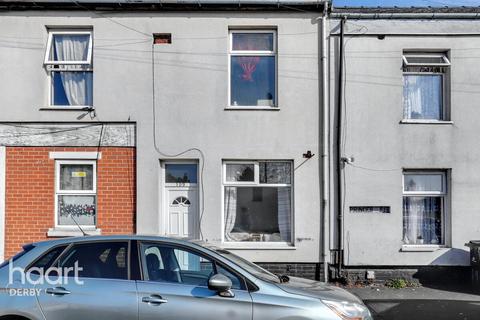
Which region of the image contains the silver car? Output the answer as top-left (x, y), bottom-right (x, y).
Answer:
top-left (0, 235), bottom-right (372, 320)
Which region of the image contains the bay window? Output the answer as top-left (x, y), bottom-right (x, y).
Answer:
top-left (229, 30), bottom-right (277, 108)
top-left (56, 160), bottom-right (96, 227)
top-left (223, 161), bottom-right (292, 243)
top-left (402, 52), bottom-right (450, 121)
top-left (44, 30), bottom-right (93, 108)
top-left (403, 171), bottom-right (447, 245)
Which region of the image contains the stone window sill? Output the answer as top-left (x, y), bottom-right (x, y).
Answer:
top-left (401, 244), bottom-right (445, 252)
top-left (400, 120), bottom-right (453, 125)
top-left (47, 228), bottom-right (101, 238)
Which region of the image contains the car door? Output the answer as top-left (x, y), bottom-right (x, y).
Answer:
top-left (35, 241), bottom-right (138, 320)
top-left (136, 242), bottom-right (252, 320)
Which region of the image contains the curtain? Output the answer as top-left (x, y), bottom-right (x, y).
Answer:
top-left (277, 187), bottom-right (291, 243)
top-left (224, 187), bottom-right (237, 241)
top-left (54, 35), bottom-right (92, 106)
top-left (403, 197), bottom-right (441, 244)
top-left (403, 75), bottom-right (442, 120)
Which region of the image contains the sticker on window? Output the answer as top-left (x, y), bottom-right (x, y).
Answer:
top-left (72, 171), bottom-right (87, 178)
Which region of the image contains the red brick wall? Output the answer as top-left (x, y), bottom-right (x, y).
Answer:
top-left (4, 147), bottom-right (136, 258)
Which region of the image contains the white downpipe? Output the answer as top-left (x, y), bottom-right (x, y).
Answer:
top-left (321, 14), bottom-right (330, 282)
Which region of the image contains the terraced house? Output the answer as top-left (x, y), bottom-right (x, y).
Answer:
top-left (0, 0), bottom-right (329, 280)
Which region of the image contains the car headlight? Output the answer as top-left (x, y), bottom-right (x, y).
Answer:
top-left (322, 300), bottom-right (373, 320)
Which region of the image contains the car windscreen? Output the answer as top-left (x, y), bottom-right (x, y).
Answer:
top-left (0, 244), bottom-right (35, 269)
top-left (215, 249), bottom-right (280, 284)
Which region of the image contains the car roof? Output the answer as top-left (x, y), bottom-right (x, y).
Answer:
top-left (30, 235), bottom-right (213, 249)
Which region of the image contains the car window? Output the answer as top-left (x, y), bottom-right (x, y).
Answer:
top-left (140, 243), bottom-right (214, 286)
top-left (28, 245), bottom-right (68, 274)
top-left (57, 242), bottom-right (129, 280)
top-left (140, 243), bottom-right (246, 290)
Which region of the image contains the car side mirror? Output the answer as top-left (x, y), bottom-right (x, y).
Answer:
top-left (208, 274), bottom-right (234, 298)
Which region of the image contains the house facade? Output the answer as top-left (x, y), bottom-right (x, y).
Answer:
top-left (0, 0), bottom-right (329, 280)
top-left (329, 7), bottom-right (480, 280)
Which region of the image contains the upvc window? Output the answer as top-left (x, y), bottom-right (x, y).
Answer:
top-left (229, 30), bottom-right (277, 108)
top-left (403, 171), bottom-right (447, 245)
top-left (223, 161), bottom-right (292, 243)
top-left (55, 160), bottom-right (96, 227)
top-left (44, 30), bottom-right (93, 107)
top-left (402, 52), bottom-right (450, 120)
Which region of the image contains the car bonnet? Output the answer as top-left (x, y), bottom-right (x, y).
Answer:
top-left (275, 276), bottom-right (364, 304)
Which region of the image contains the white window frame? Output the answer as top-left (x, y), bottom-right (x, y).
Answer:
top-left (44, 29), bottom-right (93, 109)
top-left (402, 53), bottom-right (451, 67)
top-left (221, 160), bottom-right (294, 248)
top-left (44, 30), bottom-right (93, 65)
top-left (54, 160), bottom-right (97, 228)
top-left (402, 51), bottom-right (450, 122)
top-left (402, 170), bottom-right (448, 247)
top-left (227, 29), bottom-right (278, 109)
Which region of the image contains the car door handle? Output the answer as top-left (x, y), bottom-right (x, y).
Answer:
top-left (142, 295), bottom-right (168, 305)
top-left (45, 287), bottom-right (71, 296)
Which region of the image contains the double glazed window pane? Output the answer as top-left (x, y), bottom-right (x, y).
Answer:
top-left (58, 195), bottom-right (96, 226)
top-left (403, 75), bottom-right (443, 120)
top-left (224, 186), bottom-right (291, 242)
top-left (232, 33), bottom-right (274, 51)
top-left (231, 56), bottom-right (275, 107)
top-left (404, 173), bottom-right (444, 193)
top-left (52, 71), bottom-right (93, 106)
top-left (226, 163), bottom-right (255, 182)
top-left (165, 164), bottom-right (198, 184)
top-left (51, 34), bottom-right (91, 63)
top-left (60, 164), bottom-right (94, 191)
top-left (259, 162), bottom-right (291, 184)
top-left (403, 196), bottom-right (442, 245)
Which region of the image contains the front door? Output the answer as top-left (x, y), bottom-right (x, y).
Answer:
top-left (137, 241), bottom-right (252, 320)
top-left (164, 163), bottom-right (199, 239)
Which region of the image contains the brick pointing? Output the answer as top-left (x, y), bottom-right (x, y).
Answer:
top-left (4, 147), bottom-right (136, 258)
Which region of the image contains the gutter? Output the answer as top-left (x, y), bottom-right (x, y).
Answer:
top-left (330, 12), bottom-right (480, 20)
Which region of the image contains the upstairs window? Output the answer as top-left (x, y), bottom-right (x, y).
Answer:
top-left (402, 52), bottom-right (450, 121)
top-left (44, 30), bottom-right (93, 107)
top-left (229, 30), bottom-right (277, 108)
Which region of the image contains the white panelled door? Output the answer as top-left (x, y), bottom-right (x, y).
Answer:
top-left (166, 188), bottom-right (198, 238)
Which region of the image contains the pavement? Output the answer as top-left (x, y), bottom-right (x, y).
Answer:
top-left (345, 285), bottom-right (480, 320)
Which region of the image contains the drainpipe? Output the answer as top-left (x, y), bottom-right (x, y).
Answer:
top-left (336, 17), bottom-right (346, 277)
top-left (320, 9), bottom-right (330, 283)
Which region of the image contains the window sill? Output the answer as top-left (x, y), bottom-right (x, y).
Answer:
top-left (400, 120), bottom-right (453, 125)
top-left (39, 106), bottom-right (94, 111)
top-left (401, 244), bottom-right (446, 252)
top-left (47, 227), bottom-right (101, 238)
top-left (225, 106), bottom-right (280, 111)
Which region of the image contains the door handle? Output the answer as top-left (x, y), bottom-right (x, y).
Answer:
top-left (142, 295), bottom-right (168, 305)
top-left (45, 287), bottom-right (71, 296)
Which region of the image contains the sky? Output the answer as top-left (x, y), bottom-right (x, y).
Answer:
top-left (333, 0), bottom-right (480, 6)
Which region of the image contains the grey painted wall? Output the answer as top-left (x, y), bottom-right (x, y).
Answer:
top-left (330, 19), bottom-right (480, 266)
top-left (0, 10), bottom-right (323, 263)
